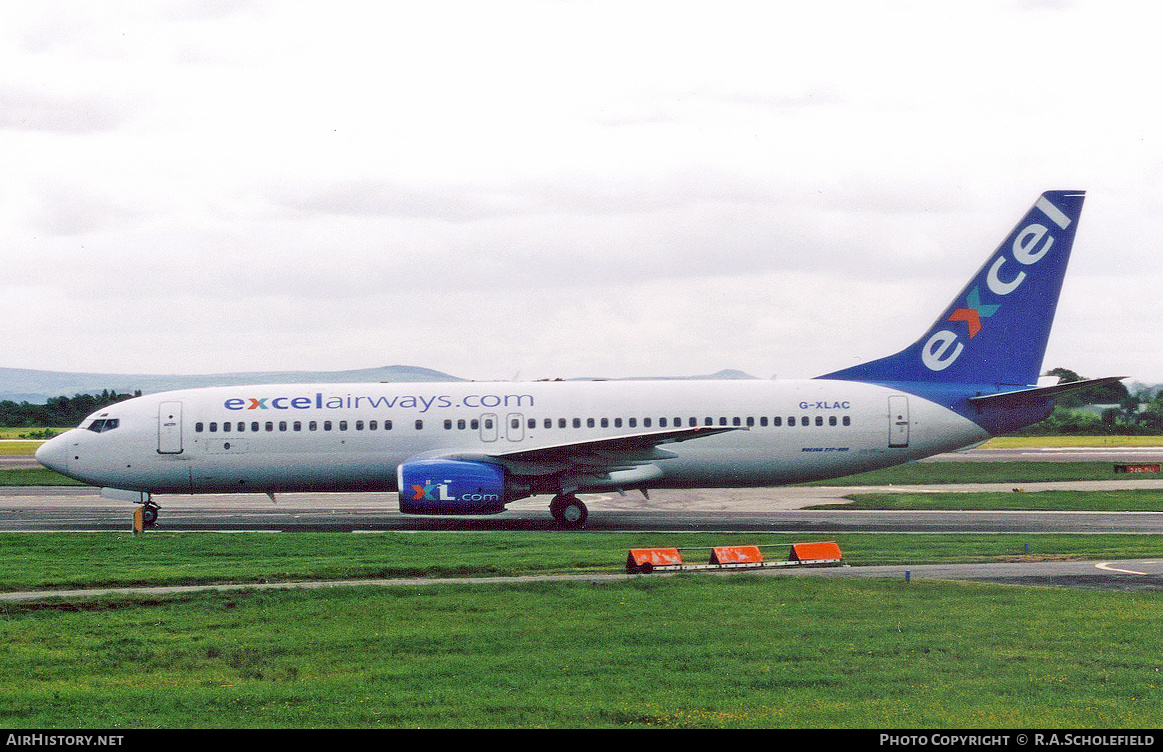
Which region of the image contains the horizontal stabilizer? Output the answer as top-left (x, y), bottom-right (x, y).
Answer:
top-left (966, 376), bottom-right (1126, 410)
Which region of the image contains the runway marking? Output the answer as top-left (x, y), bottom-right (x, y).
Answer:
top-left (1096, 561), bottom-right (1149, 576)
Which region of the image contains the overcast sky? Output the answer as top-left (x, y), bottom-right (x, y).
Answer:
top-left (3, 0), bottom-right (1161, 385)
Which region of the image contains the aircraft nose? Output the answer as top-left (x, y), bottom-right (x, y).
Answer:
top-left (35, 434), bottom-right (69, 474)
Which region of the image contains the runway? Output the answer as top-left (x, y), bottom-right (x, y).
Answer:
top-left (5, 480), bottom-right (1163, 534)
top-left (4, 445), bottom-right (1163, 595)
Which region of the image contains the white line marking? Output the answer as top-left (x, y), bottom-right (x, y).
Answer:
top-left (1096, 562), bottom-right (1149, 576)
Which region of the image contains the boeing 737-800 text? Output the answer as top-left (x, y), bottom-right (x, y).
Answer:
top-left (36, 190), bottom-right (1119, 527)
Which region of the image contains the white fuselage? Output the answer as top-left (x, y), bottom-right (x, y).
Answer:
top-left (36, 379), bottom-right (989, 496)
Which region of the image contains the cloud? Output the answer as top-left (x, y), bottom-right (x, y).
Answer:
top-left (0, 87), bottom-right (131, 134)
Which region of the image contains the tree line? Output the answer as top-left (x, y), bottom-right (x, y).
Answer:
top-left (1015, 368), bottom-right (1163, 435)
top-left (0, 390), bottom-right (141, 429)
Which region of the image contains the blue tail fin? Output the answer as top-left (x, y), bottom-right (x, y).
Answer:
top-left (818, 190), bottom-right (1085, 388)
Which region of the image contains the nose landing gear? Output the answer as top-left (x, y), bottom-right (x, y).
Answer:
top-left (133, 497), bottom-right (160, 533)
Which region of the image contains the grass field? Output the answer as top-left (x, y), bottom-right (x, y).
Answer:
top-left (2, 434), bottom-right (1163, 728)
top-left (2, 563), bottom-right (1161, 728)
top-left (0, 441), bottom-right (44, 455)
top-left (984, 435), bottom-right (1163, 447)
top-left (833, 489), bottom-right (1163, 511)
top-left (1, 532), bottom-right (1162, 728)
top-left (3, 531), bottom-right (1162, 592)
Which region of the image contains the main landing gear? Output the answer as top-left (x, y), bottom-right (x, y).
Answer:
top-left (549, 493), bottom-right (588, 528)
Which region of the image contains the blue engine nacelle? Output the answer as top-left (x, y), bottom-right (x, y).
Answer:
top-left (397, 459), bottom-right (517, 515)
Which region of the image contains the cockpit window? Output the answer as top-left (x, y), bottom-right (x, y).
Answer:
top-left (87, 418), bottom-right (120, 433)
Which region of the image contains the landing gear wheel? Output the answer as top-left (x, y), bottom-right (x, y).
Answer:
top-left (550, 494), bottom-right (588, 528)
top-left (141, 502), bottom-right (160, 527)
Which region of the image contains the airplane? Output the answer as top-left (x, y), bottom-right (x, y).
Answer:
top-left (36, 189), bottom-right (1122, 528)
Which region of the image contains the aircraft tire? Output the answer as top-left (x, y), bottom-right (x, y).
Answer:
top-left (141, 502), bottom-right (159, 526)
top-left (551, 494), bottom-right (588, 528)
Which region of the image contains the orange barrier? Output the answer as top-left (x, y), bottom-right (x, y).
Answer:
top-left (628, 542), bottom-right (844, 573)
top-left (789, 541), bottom-right (844, 562)
top-left (626, 548), bottom-right (683, 574)
top-left (710, 545), bottom-right (764, 565)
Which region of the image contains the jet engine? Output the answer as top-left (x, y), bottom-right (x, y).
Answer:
top-left (397, 459), bottom-right (528, 515)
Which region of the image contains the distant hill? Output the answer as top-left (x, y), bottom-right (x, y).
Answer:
top-left (0, 365), bottom-right (764, 404)
top-left (0, 365), bottom-right (464, 404)
top-left (592, 369), bottom-right (758, 381)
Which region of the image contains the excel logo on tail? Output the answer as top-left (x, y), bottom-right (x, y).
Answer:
top-left (946, 287), bottom-right (999, 339)
top-left (922, 195), bottom-right (1073, 372)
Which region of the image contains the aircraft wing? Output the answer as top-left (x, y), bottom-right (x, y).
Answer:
top-left (437, 425), bottom-right (743, 488)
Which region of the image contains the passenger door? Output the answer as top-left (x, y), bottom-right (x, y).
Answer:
top-left (158, 401), bottom-right (183, 454)
top-left (888, 395), bottom-right (910, 448)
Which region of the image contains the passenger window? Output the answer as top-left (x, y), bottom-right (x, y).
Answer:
top-left (558, 418), bottom-right (566, 428)
top-left (195, 422), bottom-right (204, 433)
top-left (601, 418), bottom-right (609, 428)
top-left (370, 421), bottom-right (378, 430)
top-left (829, 416), bottom-right (837, 426)
top-left (445, 420), bottom-right (453, 430)
top-left (471, 419), bottom-right (479, 430)
top-left (586, 418), bottom-right (595, 428)
top-left (414, 420), bottom-right (422, 430)
top-left (385, 420), bottom-right (393, 430)
top-left (788, 417), bottom-right (796, 427)
top-left (339, 421), bottom-right (348, 431)
top-left (209, 422), bottom-right (218, 433)
top-left (356, 421), bottom-right (364, 430)
top-left (293, 421), bottom-right (302, 431)
top-left (279, 421), bottom-right (287, 431)
top-left (643, 418), bottom-right (651, 428)
top-left (816, 416), bottom-right (823, 426)
top-left (614, 418), bottom-right (623, 428)
top-left (659, 418), bottom-right (668, 428)
top-left (324, 421), bottom-right (333, 431)
top-left (251, 422), bottom-right (259, 432)
top-left (843, 416), bottom-right (851, 426)
top-left (459, 419), bottom-right (467, 430)
top-left (310, 421), bottom-right (318, 431)
top-left (266, 422), bottom-right (274, 432)
top-left (572, 418), bottom-right (581, 428)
